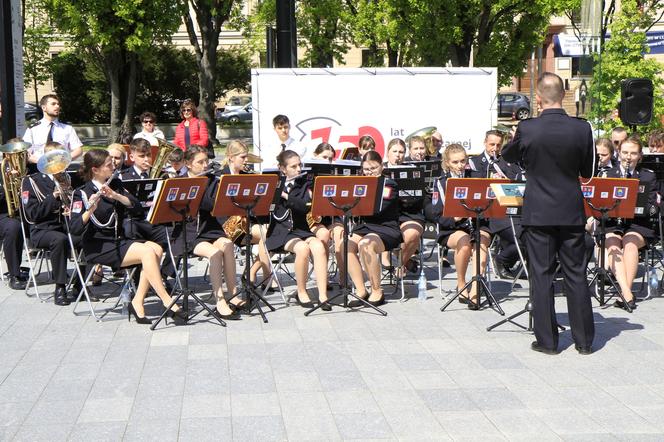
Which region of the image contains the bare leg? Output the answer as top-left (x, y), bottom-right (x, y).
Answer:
top-left (305, 237), bottom-right (329, 301)
top-left (623, 232), bottom-right (646, 301)
top-left (400, 221), bottom-right (423, 270)
top-left (358, 234), bottom-right (386, 301)
top-left (469, 231), bottom-right (491, 302)
top-left (341, 234), bottom-right (366, 298)
top-left (193, 240), bottom-right (234, 315)
top-left (606, 234), bottom-right (632, 299)
top-left (447, 231), bottom-right (472, 295)
top-left (285, 239), bottom-right (312, 302)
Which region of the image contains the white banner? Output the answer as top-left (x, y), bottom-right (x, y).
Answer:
top-left (251, 67), bottom-right (498, 167)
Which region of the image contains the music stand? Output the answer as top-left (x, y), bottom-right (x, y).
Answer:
top-left (403, 159), bottom-right (442, 192)
top-left (441, 178), bottom-right (508, 315)
top-left (304, 175), bottom-right (385, 316)
top-left (340, 147), bottom-right (360, 160)
top-left (121, 179), bottom-right (160, 209)
top-left (146, 176), bottom-right (225, 329)
top-left (582, 177), bottom-right (639, 311)
top-left (331, 159), bottom-right (362, 176)
top-left (211, 174), bottom-right (280, 323)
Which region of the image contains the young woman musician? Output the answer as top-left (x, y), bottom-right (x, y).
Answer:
top-left (424, 144), bottom-right (491, 309)
top-left (220, 140), bottom-right (271, 291)
top-left (384, 138), bottom-right (406, 167)
top-left (69, 149), bottom-right (185, 324)
top-left (603, 136), bottom-right (658, 311)
top-left (358, 135), bottom-right (376, 158)
top-left (266, 150), bottom-right (330, 309)
top-left (308, 142), bottom-right (336, 246)
top-left (595, 138), bottom-right (616, 176)
top-left (344, 151), bottom-right (402, 307)
top-left (170, 144), bottom-right (241, 320)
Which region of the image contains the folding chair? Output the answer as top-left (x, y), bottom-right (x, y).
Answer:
top-left (380, 245), bottom-right (405, 301)
top-left (18, 204), bottom-right (52, 302)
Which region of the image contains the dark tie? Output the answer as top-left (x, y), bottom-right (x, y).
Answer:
top-left (281, 143), bottom-right (287, 151)
top-left (626, 169), bottom-right (632, 178)
top-left (46, 122), bottom-right (54, 144)
top-left (141, 172), bottom-right (149, 179)
top-left (286, 182), bottom-right (293, 193)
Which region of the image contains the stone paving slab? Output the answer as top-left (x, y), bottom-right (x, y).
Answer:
top-left (1, 254), bottom-right (664, 441)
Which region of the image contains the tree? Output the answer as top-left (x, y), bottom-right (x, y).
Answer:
top-left (297, 0), bottom-right (353, 67)
top-left (181, 0), bottom-right (242, 148)
top-left (587, 0), bottom-right (663, 133)
top-left (22, 0), bottom-right (52, 106)
top-left (46, 0), bottom-right (181, 142)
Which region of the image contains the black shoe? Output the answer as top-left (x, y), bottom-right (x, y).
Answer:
top-left (405, 258), bottom-right (419, 274)
top-left (166, 308), bottom-right (188, 322)
top-left (530, 341), bottom-right (560, 355)
top-left (442, 258), bottom-right (451, 268)
top-left (319, 301), bottom-right (332, 311)
top-left (467, 301), bottom-right (480, 311)
top-left (210, 307), bottom-right (241, 320)
top-left (128, 303), bottom-right (152, 324)
top-left (614, 299), bottom-right (636, 311)
top-left (348, 295), bottom-right (368, 308)
top-left (495, 264), bottom-right (513, 280)
top-left (368, 296), bottom-right (385, 307)
top-left (54, 287), bottom-right (70, 306)
top-left (574, 344), bottom-right (593, 355)
top-left (295, 295), bottom-right (315, 309)
top-left (65, 285), bottom-right (81, 303)
top-left (8, 275), bottom-right (27, 290)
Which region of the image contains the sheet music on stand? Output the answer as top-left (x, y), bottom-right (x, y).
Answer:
top-left (383, 165), bottom-right (425, 201)
top-left (122, 179), bottom-right (160, 209)
top-left (403, 159), bottom-right (442, 192)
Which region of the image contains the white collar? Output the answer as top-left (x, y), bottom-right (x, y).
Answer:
top-left (133, 165), bottom-right (148, 176)
top-left (92, 179), bottom-right (104, 190)
top-left (619, 164), bottom-right (636, 176)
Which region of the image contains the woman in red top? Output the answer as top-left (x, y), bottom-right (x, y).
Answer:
top-left (174, 99), bottom-right (209, 150)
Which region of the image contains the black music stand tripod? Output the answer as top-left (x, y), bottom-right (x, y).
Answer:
top-left (152, 202), bottom-right (226, 329)
top-left (586, 200), bottom-right (633, 312)
top-left (305, 197), bottom-right (387, 316)
top-left (440, 200), bottom-right (505, 316)
top-left (233, 197), bottom-right (276, 323)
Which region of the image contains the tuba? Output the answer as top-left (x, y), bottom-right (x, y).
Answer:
top-left (406, 126), bottom-right (437, 157)
top-left (151, 138), bottom-right (179, 179)
top-left (0, 141), bottom-right (30, 218)
top-left (37, 149), bottom-right (73, 209)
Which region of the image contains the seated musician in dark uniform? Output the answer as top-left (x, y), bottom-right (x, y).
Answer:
top-left (384, 138), bottom-right (406, 167)
top-left (169, 145), bottom-right (240, 320)
top-left (424, 144), bottom-right (492, 309)
top-left (21, 142), bottom-right (82, 305)
top-left (0, 139), bottom-right (28, 290)
top-left (266, 150), bottom-right (329, 309)
top-left (69, 149), bottom-right (185, 324)
top-left (119, 138), bottom-right (173, 281)
top-left (343, 151), bottom-right (402, 307)
top-left (602, 136), bottom-right (658, 311)
top-left (308, 142), bottom-right (336, 247)
top-left (596, 138), bottom-right (617, 175)
top-left (219, 140), bottom-right (272, 290)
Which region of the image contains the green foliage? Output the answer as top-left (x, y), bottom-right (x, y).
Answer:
top-left (588, 0), bottom-right (663, 133)
top-left (297, 0), bottom-right (353, 67)
top-left (49, 51), bottom-right (109, 123)
top-left (215, 47), bottom-right (253, 96)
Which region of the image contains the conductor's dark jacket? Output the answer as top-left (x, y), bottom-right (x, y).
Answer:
top-left (502, 109), bottom-right (594, 226)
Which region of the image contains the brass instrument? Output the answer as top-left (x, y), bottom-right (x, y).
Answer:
top-left (37, 148), bottom-right (73, 210)
top-left (151, 138), bottom-right (179, 179)
top-left (0, 141), bottom-right (30, 218)
top-left (306, 202), bottom-right (322, 229)
top-left (406, 126), bottom-right (437, 157)
top-left (223, 215), bottom-right (248, 243)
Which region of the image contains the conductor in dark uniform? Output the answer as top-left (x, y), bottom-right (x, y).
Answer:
top-left (502, 72), bottom-right (595, 355)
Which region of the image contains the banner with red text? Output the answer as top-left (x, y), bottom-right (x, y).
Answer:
top-left (251, 67), bottom-right (498, 167)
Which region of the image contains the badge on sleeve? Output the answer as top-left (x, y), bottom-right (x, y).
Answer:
top-left (21, 191), bottom-right (29, 205)
top-left (72, 200), bottom-right (83, 213)
top-left (382, 186), bottom-right (393, 199)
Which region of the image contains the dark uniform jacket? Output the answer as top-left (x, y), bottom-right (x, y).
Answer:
top-left (604, 166), bottom-right (658, 232)
top-left (21, 172), bottom-right (65, 237)
top-left (502, 109), bottom-right (594, 226)
top-left (265, 175), bottom-right (311, 251)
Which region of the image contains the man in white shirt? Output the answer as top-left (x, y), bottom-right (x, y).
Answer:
top-left (22, 94), bottom-right (83, 163)
top-left (264, 114), bottom-right (306, 167)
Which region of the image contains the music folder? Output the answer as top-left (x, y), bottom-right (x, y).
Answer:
top-left (442, 178), bottom-right (509, 219)
top-left (211, 174), bottom-right (280, 217)
top-left (403, 159), bottom-right (442, 191)
top-left (122, 179), bottom-right (160, 208)
top-left (311, 176), bottom-right (382, 217)
top-left (383, 165), bottom-right (425, 201)
top-left (340, 147), bottom-right (360, 161)
top-left (146, 177), bottom-right (208, 224)
top-left (580, 177), bottom-right (639, 219)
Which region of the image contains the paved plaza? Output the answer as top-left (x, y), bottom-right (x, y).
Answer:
top-left (1, 254), bottom-right (664, 441)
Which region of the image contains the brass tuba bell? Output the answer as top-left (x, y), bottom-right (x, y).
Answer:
top-left (0, 141), bottom-right (30, 218)
top-left (152, 138), bottom-right (180, 179)
top-left (406, 126), bottom-right (438, 157)
top-left (37, 148), bottom-right (73, 210)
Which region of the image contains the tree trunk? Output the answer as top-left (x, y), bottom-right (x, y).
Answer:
top-left (387, 40), bottom-right (398, 67)
top-left (198, 44), bottom-right (217, 148)
top-left (119, 53), bottom-right (138, 143)
top-left (106, 57), bottom-right (122, 144)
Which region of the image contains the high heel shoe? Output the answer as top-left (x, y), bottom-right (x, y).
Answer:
top-left (210, 307), bottom-right (242, 320)
top-left (319, 300), bottom-right (332, 311)
top-left (467, 299), bottom-right (480, 310)
top-left (166, 308), bottom-right (187, 322)
top-left (367, 295), bottom-right (385, 307)
top-left (128, 303), bottom-right (152, 324)
top-left (348, 294), bottom-right (368, 308)
top-left (295, 295), bottom-right (315, 309)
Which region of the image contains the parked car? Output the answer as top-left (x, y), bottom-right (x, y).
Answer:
top-left (218, 102), bottom-right (252, 123)
top-left (223, 95), bottom-right (251, 112)
top-left (498, 92), bottom-right (531, 120)
top-left (24, 102), bottom-right (42, 123)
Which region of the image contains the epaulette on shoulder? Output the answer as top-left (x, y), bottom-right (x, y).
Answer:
top-left (27, 120), bottom-right (41, 129)
top-left (642, 167), bottom-right (654, 173)
top-left (571, 116), bottom-right (588, 121)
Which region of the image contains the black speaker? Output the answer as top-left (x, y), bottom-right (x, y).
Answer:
top-left (619, 78), bottom-right (653, 125)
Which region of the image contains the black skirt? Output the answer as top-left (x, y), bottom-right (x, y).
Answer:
top-left (83, 239), bottom-right (135, 270)
top-left (266, 227), bottom-right (313, 252)
top-left (606, 223), bottom-right (656, 242)
top-left (399, 211), bottom-right (425, 225)
top-left (438, 222), bottom-right (491, 247)
top-left (352, 222), bottom-right (403, 251)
